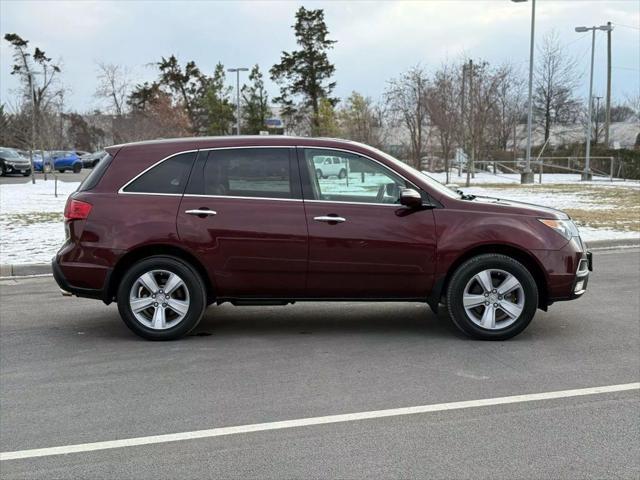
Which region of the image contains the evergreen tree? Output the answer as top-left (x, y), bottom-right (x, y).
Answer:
top-left (270, 7), bottom-right (337, 135)
top-left (199, 63), bottom-right (235, 135)
top-left (241, 65), bottom-right (271, 134)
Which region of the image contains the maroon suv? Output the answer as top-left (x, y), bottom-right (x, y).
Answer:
top-left (53, 136), bottom-right (591, 340)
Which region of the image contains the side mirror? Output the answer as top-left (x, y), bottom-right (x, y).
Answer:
top-left (399, 188), bottom-right (423, 208)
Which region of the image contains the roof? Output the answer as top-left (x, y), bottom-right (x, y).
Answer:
top-left (105, 136), bottom-right (369, 156)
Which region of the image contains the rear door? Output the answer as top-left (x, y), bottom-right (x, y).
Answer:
top-left (299, 147), bottom-right (437, 299)
top-left (177, 147), bottom-right (308, 298)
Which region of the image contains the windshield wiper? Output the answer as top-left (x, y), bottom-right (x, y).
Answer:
top-left (456, 189), bottom-right (476, 200)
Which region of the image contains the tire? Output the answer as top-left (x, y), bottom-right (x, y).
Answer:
top-left (315, 169), bottom-right (324, 179)
top-left (446, 254), bottom-right (538, 340)
top-left (73, 163), bottom-right (81, 173)
top-left (59, 169), bottom-right (66, 173)
top-left (117, 256), bottom-right (207, 340)
top-left (338, 168), bottom-right (347, 179)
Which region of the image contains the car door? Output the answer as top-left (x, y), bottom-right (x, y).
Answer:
top-left (300, 147), bottom-right (437, 299)
top-left (177, 147), bottom-right (308, 298)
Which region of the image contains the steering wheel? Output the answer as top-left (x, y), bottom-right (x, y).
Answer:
top-left (376, 184), bottom-right (386, 203)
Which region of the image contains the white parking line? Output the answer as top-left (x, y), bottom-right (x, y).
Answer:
top-left (1, 382), bottom-right (638, 461)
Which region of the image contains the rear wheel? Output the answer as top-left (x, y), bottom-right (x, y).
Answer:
top-left (446, 254), bottom-right (538, 340)
top-left (117, 256), bottom-right (206, 340)
top-left (338, 168), bottom-right (347, 179)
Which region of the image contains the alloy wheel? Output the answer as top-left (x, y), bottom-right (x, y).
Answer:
top-left (129, 269), bottom-right (190, 330)
top-left (462, 268), bottom-right (525, 330)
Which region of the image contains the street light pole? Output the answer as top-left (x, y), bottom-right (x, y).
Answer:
top-left (511, 0), bottom-right (536, 184)
top-left (594, 95), bottom-right (602, 145)
top-left (227, 67), bottom-right (249, 135)
top-left (575, 25), bottom-right (612, 181)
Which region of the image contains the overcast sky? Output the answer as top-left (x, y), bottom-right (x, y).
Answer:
top-left (1, 0), bottom-right (638, 113)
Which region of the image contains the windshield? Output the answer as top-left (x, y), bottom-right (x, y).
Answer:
top-left (370, 147), bottom-right (460, 200)
top-left (0, 148), bottom-right (21, 159)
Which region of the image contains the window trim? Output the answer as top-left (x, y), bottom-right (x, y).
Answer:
top-left (116, 145), bottom-right (433, 206)
top-left (118, 146), bottom-right (297, 197)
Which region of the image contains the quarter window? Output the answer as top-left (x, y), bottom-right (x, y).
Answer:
top-left (203, 148), bottom-right (292, 198)
top-left (304, 149), bottom-right (406, 204)
top-left (123, 152), bottom-right (196, 194)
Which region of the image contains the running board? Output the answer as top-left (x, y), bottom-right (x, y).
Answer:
top-left (229, 300), bottom-right (294, 306)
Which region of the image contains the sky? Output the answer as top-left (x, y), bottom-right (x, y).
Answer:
top-left (1, 0), bottom-right (638, 113)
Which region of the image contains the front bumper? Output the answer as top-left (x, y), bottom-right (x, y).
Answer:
top-left (4, 163), bottom-right (31, 173)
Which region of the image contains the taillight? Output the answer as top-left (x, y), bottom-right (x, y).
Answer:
top-left (64, 198), bottom-right (92, 220)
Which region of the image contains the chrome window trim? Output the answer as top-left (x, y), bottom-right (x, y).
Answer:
top-left (118, 146), bottom-right (295, 196)
top-left (304, 199), bottom-right (403, 208)
top-left (183, 194), bottom-right (302, 203)
top-left (116, 144), bottom-right (421, 204)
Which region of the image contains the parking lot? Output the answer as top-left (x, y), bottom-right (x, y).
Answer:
top-left (0, 248), bottom-right (638, 479)
top-left (0, 170), bottom-right (90, 186)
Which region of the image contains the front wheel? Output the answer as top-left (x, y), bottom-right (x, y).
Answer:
top-left (446, 254), bottom-right (538, 340)
top-left (117, 256), bottom-right (207, 340)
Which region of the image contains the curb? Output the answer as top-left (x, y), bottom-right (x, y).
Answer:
top-left (1, 238), bottom-right (638, 279)
top-left (0, 263), bottom-right (51, 278)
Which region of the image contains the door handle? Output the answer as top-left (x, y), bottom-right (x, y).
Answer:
top-left (314, 215), bottom-right (346, 223)
top-left (185, 209), bottom-right (217, 216)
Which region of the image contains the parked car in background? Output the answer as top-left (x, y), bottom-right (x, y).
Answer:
top-left (0, 147), bottom-right (32, 176)
top-left (54, 136), bottom-right (591, 341)
top-left (81, 150), bottom-right (107, 168)
top-left (314, 155), bottom-right (348, 179)
top-left (34, 151), bottom-right (82, 173)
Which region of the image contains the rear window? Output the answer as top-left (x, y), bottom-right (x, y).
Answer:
top-left (123, 152), bottom-right (196, 195)
top-left (77, 153), bottom-right (113, 192)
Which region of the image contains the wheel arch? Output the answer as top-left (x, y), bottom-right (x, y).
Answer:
top-left (431, 244), bottom-right (549, 312)
top-left (107, 244), bottom-right (215, 305)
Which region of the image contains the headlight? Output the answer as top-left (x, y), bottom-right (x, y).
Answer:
top-left (538, 218), bottom-right (580, 241)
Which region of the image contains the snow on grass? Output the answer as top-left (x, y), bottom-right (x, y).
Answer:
top-left (0, 180), bottom-right (78, 264)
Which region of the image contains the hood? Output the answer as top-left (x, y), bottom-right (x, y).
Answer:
top-left (467, 195), bottom-right (570, 219)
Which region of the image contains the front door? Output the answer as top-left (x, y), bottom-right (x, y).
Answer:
top-left (300, 148), bottom-right (437, 299)
top-left (177, 147), bottom-right (308, 298)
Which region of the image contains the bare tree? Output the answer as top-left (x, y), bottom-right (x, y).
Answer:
top-left (385, 65), bottom-right (429, 168)
top-left (95, 62), bottom-right (131, 116)
top-left (534, 31), bottom-right (580, 142)
top-left (426, 62), bottom-right (461, 183)
top-left (492, 63), bottom-right (526, 152)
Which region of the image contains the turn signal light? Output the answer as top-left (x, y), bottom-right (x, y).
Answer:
top-left (64, 198), bottom-right (92, 220)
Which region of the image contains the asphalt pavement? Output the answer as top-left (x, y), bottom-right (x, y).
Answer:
top-left (0, 249), bottom-right (638, 479)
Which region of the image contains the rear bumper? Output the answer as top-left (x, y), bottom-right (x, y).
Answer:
top-left (52, 257), bottom-right (113, 304)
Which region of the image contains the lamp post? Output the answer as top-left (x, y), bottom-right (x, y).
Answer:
top-left (575, 25), bottom-right (612, 181)
top-left (511, 0), bottom-right (536, 184)
top-left (594, 95), bottom-right (602, 145)
top-left (227, 67), bottom-right (249, 135)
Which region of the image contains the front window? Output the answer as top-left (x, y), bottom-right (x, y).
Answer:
top-left (303, 148), bottom-right (406, 205)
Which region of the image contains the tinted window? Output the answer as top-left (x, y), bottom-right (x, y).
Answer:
top-left (124, 152), bottom-right (196, 194)
top-left (78, 153), bottom-right (113, 192)
top-left (303, 149), bottom-right (406, 204)
top-left (203, 148), bottom-right (292, 198)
